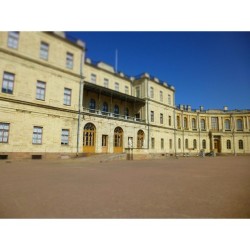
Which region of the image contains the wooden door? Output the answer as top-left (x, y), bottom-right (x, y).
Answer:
top-left (83, 123), bottom-right (96, 153)
top-left (114, 127), bottom-right (123, 153)
top-left (102, 135), bottom-right (108, 153)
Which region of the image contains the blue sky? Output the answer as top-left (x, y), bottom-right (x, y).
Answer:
top-left (67, 32), bottom-right (250, 110)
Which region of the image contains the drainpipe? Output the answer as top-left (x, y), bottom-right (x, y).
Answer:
top-left (77, 52), bottom-right (85, 156)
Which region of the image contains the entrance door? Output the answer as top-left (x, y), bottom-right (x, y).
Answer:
top-left (102, 135), bottom-right (108, 153)
top-left (214, 138), bottom-right (221, 153)
top-left (83, 123), bottom-right (96, 153)
top-left (114, 127), bottom-right (123, 153)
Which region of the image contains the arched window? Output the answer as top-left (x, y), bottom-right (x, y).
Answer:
top-left (89, 98), bottom-right (96, 113)
top-left (193, 139), bottom-right (197, 149)
top-left (185, 138), bottom-right (188, 149)
top-left (200, 119), bottom-right (206, 130)
top-left (239, 140), bottom-right (244, 149)
top-left (83, 123), bottom-right (96, 151)
top-left (137, 130), bottom-right (144, 148)
top-left (237, 119), bottom-right (243, 131)
top-left (226, 140), bottom-right (231, 149)
top-left (184, 117), bottom-right (188, 129)
top-left (224, 119), bottom-right (231, 130)
top-left (192, 118), bottom-right (196, 130)
top-left (177, 116), bottom-right (180, 128)
top-left (102, 102), bottom-right (108, 115)
top-left (114, 105), bottom-right (119, 117)
top-left (114, 127), bottom-right (123, 149)
top-left (178, 138), bottom-right (181, 149)
top-left (202, 139), bottom-right (206, 149)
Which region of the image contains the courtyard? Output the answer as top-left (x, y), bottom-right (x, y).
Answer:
top-left (0, 156), bottom-right (250, 218)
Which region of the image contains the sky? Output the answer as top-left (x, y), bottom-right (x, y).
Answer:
top-left (66, 32), bottom-right (250, 110)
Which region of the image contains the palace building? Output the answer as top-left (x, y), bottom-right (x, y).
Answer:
top-left (0, 32), bottom-right (250, 160)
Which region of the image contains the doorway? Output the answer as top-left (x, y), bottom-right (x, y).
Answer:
top-left (114, 127), bottom-right (123, 153)
top-left (83, 123), bottom-right (96, 153)
top-left (102, 135), bottom-right (108, 153)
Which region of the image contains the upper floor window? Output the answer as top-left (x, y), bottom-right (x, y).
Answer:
top-left (0, 123), bottom-right (10, 143)
top-left (66, 52), bottom-right (73, 69)
top-left (177, 116), bottom-right (180, 128)
top-left (184, 117), bottom-right (188, 129)
top-left (89, 98), bottom-right (96, 112)
top-left (160, 113), bottom-right (163, 124)
top-left (40, 41), bottom-right (49, 60)
top-left (114, 104), bottom-right (119, 117)
top-left (102, 102), bottom-right (108, 114)
top-left (136, 86), bottom-right (140, 98)
top-left (64, 88), bottom-right (72, 106)
top-left (115, 82), bottom-right (119, 91)
top-left (2, 72), bottom-right (14, 94)
top-left (36, 81), bottom-right (46, 100)
top-left (200, 119), bottom-right (206, 130)
top-left (192, 118), bottom-right (196, 130)
top-left (237, 119), bottom-right (243, 131)
top-left (239, 139), bottom-right (244, 149)
top-left (160, 91), bottom-right (163, 102)
top-left (104, 78), bottom-right (109, 88)
top-left (91, 74), bottom-right (96, 84)
top-left (61, 129), bottom-right (69, 145)
top-left (151, 111), bottom-right (154, 122)
top-left (168, 116), bottom-right (171, 126)
top-left (150, 87), bottom-right (154, 98)
top-left (224, 119), bottom-right (231, 130)
top-left (8, 32), bottom-right (19, 49)
top-left (125, 85), bottom-right (129, 94)
top-left (211, 117), bottom-right (219, 131)
top-left (125, 107), bottom-right (129, 117)
top-left (32, 126), bottom-right (43, 144)
top-left (168, 94), bottom-right (171, 105)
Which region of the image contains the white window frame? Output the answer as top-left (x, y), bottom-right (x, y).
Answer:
top-left (115, 82), bottom-right (119, 91)
top-left (64, 88), bottom-right (72, 106)
top-left (8, 32), bottom-right (19, 49)
top-left (125, 85), bottom-right (129, 94)
top-left (91, 73), bottom-right (97, 84)
top-left (36, 81), bottom-right (46, 100)
top-left (0, 123), bottom-right (10, 143)
top-left (66, 52), bottom-right (73, 69)
top-left (104, 78), bottom-right (109, 88)
top-left (61, 129), bottom-right (69, 145)
top-left (32, 126), bottom-right (43, 145)
top-left (40, 41), bottom-right (49, 60)
top-left (160, 91), bottom-right (163, 102)
top-left (2, 72), bottom-right (14, 94)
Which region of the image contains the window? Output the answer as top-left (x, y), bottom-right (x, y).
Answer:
top-left (66, 52), bottom-right (73, 69)
top-left (2, 72), bottom-right (14, 94)
top-left (184, 117), bottom-right (188, 129)
top-left (192, 118), bottom-right (196, 130)
top-left (226, 140), bottom-right (231, 149)
top-left (169, 139), bottom-right (172, 149)
top-left (151, 138), bottom-right (155, 149)
top-left (224, 119), bottom-right (231, 131)
top-left (150, 87), bottom-right (154, 98)
top-left (237, 119), bottom-right (243, 131)
top-left (36, 81), bottom-right (46, 100)
top-left (178, 138), bottom-right (181, 149)
top-left (63, 88), bottom-right (71, 106)
top-left (0, 123), bottom-right (10, 143)
top-left (102, 135), bottom-right (108, 147)
top-left (104, 78), bottom-right (109, 88)
top-left (200, 119), bottom-right (206, 130)
top-left (239, 140), bottom-right (243, 149)
top-left (211, 117), bottom-right (219, 131)
top-left (61, 129), bottom-right (69, 145)
top-left (40, 42), bottom-right (49, 60)
top-left (160, 113), bottom-right (163, 124)
top-left (168, 116), bottom-right (171, 126)
top-left (8, 32), bottom-right (19, 49)
top-left (202, 139), bottom-right (206, 149)
top-left (89, 98), bottom-right (96, 112)
top-left (185, 138), bottom-right (188, 149)
top-left (115, 82), bottom-right (119, 91)
top-left (125, 86), bottom-right (129, 94)
top-left (136, 86), bottom-right (140, 97)
top-left (32, 126), bottom-right (43, 144)
top-left (137, 130), bottom-right (144, 148)
top-left (125, 107), bottom-right (129, 117)
top-left (91, 74), bottom-right (96, 84)
top-left (161, 138), bottom-right (164, 150)
top-left (177, 116), bottom-right (180, 128)
top-left (168, 94), bottom-right (171, 105)
top-left (160, 91), bottom-right (163, 102)
top-left (135, 113), bottom-right (140, 121)
top-left (102, 102), bottom-right (108, 115)
top-left (151, 111), bottom-right (154, 122)
top-left (193, 139), bottom-right (197, 149)
top-left (114, 105), bottom-right (119, 117)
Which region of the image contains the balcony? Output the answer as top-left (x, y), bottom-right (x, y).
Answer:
top-left (82, 107), bottom-right (146, 123)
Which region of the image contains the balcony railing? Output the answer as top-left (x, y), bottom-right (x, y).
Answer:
top-left (82, 107), bottom-right (146, 123)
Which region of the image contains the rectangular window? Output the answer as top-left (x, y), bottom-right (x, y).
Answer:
top-left (64, 88), bottom-right (72, 106)
top-left (115, 82), bottom-right (119, 91)
top-left (8, 32), bottom-right (19, 49)
top-left (0, 123), bottom-right (10, 143)
top-left (160, 113), bottom-right (163, 124)
top-left (151, 111), bottom-right (154, 122)
top-left (169, 116), bottom-right (171, 126)
top-left (160, 91), bottom-right (163, 102)
top-left (211, 117), bottom-right (219, 131)
top-left (168, 94), bottom-right (171, 105)
top-left (150, 87), bottom-right (154, 98)
top-left (66, 52), bottom-right (73, 69)
top-left (125, 86), bottom-right (129, 94)
top-left (169, 139), bottom-right (172, 149)
top-left (104, 78), bottom-right (109, 88)
top-left (61, 129), bottom-right (69, 145)
top-left (91, 73), bottom-right (96, 84)
top-left (161, 138), bottom-right (164, 150)
top-left (36, 81), bottom-right (46, 100)
top-left (40, 41), bottom-right (49, 60)
top-left (151, 137), bottom-right (155, 149)
top-left (32, 126), bottom-right (43, 144)
top-left (136, 86), bottom-right (140, 98)
top-left (2, 72), bottom-right (14, 94)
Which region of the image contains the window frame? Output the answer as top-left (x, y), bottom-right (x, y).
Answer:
top-left (36, 80), bottom-right (46, 101)
top-left (0, 123), bottom-right (10, 143)
top-left (91, 73), bottom-right (97, 84)
top-left (7, 31), bottom-right (19, 49)
top-left (66, 52), bottom-right (74, 69)
top-left (63, 88), bottom-right (72, 106)
top-left (160, 113), bottom-right (163, 124)
top-left (115, 82), bottom-right (119, 91)
top-left (151, 111), bottom-right (154, 122)
top-left (32, 126), bottom-right (43, 145)
top-left (40, 41), bottom-right (49, 60)
top-left (61, 129), bottom-right (70, 145)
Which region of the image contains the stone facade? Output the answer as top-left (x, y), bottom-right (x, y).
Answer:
top-left (0, 32), bottom-right (249, 160)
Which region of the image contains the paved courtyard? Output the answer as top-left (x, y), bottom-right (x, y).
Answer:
top-left (0, 156), bottom-right (250, 218)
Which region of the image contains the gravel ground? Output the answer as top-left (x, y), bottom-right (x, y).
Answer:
top-left (0, 156), bottom-right (250, 218)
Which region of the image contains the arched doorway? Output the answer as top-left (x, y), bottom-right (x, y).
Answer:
top-left (83, 123), bottom-right (96, 153)
top-left (137, 130), bottom-right (144, 148)
top-left (114, 127), bottom-right (123, 153)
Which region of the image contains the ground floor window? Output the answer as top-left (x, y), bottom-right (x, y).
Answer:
top-left (61, 129), bottom-right (69, 145)
top-left (151, 138), bottom-right (155, 149)
top-left (161, 138), bottom-right (164, 150)
top-left (239, 140), bottom-right (244, 149)
top-left (226, 140), bottom-right (231, 149)
top-left (178, 138), bottom-right (181, 149)
top-left (193, 139), bottom-right (197, 149)
top-left (202, 139), bottom-right (206, 149)
top-left (0, 123), bottom-right (10, 143)
top-left (32, 126), bottom-right (43, 144)
top-left (185, 139), bottom-right (188, 149)
top-left (169, 139), bottom-right (172, 150)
